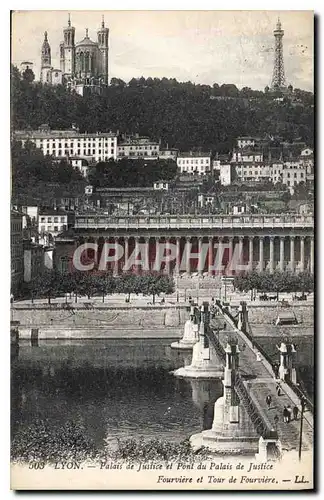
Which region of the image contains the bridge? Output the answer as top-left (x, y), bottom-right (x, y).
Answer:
top-left (172, 301), bottom-right (313, 461)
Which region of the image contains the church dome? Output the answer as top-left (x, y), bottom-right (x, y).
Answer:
top-left (76, 29), bottom-right (98, 47)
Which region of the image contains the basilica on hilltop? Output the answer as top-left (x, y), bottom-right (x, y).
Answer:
top-left (40, 14), bottom-right (109, 95)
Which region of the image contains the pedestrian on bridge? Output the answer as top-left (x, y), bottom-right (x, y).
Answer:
top-left (293, 405), bottom-right (299, 420)
top-left (274, 414), bottom-right (279, 429)
top-left (283, 406), bottom-right (290, 423)
top-left (266, 395), bottom-right (272, 409)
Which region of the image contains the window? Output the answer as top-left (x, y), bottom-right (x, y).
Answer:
top-left (54, 217), bottom-right (58, 223)
top-left (41, 225), bottom-right (45, 232)
top-left (40, 217), bottom-right (45, 222)
top-left (47, 217), bottom-right (52, 223)
top-left (54, 226), bottom-right (58, 232)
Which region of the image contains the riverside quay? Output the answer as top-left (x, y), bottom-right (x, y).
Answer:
top-left (55, 213), bottom-right (314, 275)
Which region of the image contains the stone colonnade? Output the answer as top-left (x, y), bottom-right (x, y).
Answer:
top-left (73, 234), bottom-right (314, 275)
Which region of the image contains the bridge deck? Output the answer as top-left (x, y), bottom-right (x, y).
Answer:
top-left (210, 316), bottom-right (313, 454)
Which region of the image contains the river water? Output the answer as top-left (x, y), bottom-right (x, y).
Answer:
top-left (11, 339), bottom-right (224, 457)
top-left (11, 335), bottom-right (313, 460)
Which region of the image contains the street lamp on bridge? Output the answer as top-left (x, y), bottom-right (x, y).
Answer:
top-left (298, 396), bottom-right (307, 461)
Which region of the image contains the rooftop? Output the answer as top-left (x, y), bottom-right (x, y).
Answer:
top-left (178, 151), bottom-right (211, 158)
top-left (14, 128), bottom-right (117, 139)
top-left (39, 209), bottom-right (70, 216)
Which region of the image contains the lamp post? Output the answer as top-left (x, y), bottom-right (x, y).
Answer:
top-left (298, 396), bottom-right (307, 461)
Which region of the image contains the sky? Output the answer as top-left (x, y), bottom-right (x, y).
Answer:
top-left (11, 10), bottom-right (313, 91)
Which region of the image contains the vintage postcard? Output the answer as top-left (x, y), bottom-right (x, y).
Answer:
top-left (10, 10), bottom-right (314, 490)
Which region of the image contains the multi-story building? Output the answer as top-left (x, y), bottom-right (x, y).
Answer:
top-left (177, 151), bottom-right (211, 175)
top-left (219, 164), bottom-right (232, 186)
top-left (11, 210), bottom-right (24, 294)
top-left (270, 162), bottom-right (307, 191)
top-left (38, 209), bottom-right (71, 245)
top-left (197, 193), bottom-right (217, 208)
top-left (158, 148), bottom-right (178, 161)
top-left (234, 163), bottom-right (270, 183)
top-left (23, 241), bottom-right (45, 283)
top-left (117, 135), bottom-right (160, 160)
top-left (13, 124), bottom-right (117, 163)
top-left (70, 157), bottom-right (92, 177)
top-left (231, 150), bottom-right (264, 163)
top-left (236, 136), bottom-right (261, 149)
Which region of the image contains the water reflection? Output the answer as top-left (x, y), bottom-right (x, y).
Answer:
top-left (189, 379), bottom-right (223, 430)
top-left (11, 339), bottom-right (215, 453)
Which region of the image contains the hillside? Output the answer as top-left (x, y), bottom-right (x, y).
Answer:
top-left (11, 67), bottom-right (314, 153)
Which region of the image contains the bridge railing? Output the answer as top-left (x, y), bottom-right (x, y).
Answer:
top-left (215, 299), bottom-right (314, 415)
top-left (234, 372), bottom-right (278, 440)
top-left (207, 321), bottom-right (277, 440)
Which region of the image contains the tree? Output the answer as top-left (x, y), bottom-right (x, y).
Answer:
top-left (22, 67), bottom-right (35, 83)
top-left (11, 64), bottom-right (314, 155)
top-left (31, 270), bottom-right (62, 304)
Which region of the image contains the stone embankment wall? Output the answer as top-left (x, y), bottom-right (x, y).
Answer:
top-left (12, 304), bottom-right (188, 339)
top-left (231, 304), bottom-right (314, 326)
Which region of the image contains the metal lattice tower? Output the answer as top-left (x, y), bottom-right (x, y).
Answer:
top-left (271, 18), bottom-right (286, 89)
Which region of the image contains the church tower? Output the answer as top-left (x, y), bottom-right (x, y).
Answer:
top-left (63, 13), bottom-right (75, 79)
top-left (97, 15), bottom-right (109, 85)
top-left (40, 31), bottom-right (52, 83)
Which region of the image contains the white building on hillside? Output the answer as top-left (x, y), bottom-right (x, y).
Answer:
top-left (234, 162), bottom-right (270, 182)
top-left (117, 135), bottom-right (160, 160)
top-left (177, 151), bottom-right (211, 175)
top-left (231, 150), bottom-right (264, 163)
top-left (13, 124), bottom-right (118, 163)
top-left (219, 164), bottom-right (232, 185)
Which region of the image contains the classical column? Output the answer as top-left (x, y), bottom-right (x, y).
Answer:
top-left (134, 236), bottom-right (140, 275)
top-left (175, 237), bottom-right (181, 275)
top-left (124, 237), bottom-right (129, 270)
top-left (198, 237), bottom-right (203, 276)
top-left (300, 236), bottom-right (305, 272)
top-left (259, 237), bottom-right (264, 272)
top-left (155, 236), bottom-right (160, 272)
top-left (290, 236), bottom-right (295, 273)
top-left (310, 237), bottom-right (314, 274)
top-left (227, 236), bottom-right (234, 274)
top-left (208, 237), bottom-right (213, 276)
top-left (216, 237), bottom-right (223, 276)
top-left (165, 237), bottom-right (171, 275)
top-left (279, 237), bottom-right (285, 272)
top-left (248, 236), bottom-right (254, 271)
top-left (269, 236), bottom-right (274, 274)
top-left (186, 237), bottom-right (191, 274)
top-left (238, 236), bottom-right (244, 265)
top-left (113, 237), bottom-right (119, 276)
top-left (145, 237), bottom-right (150, 272)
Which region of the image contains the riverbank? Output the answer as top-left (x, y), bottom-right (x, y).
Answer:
top-left (11, 302), bottom-right (188, 340)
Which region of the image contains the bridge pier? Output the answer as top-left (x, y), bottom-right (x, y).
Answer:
top-left (190, 341), bottom-right (260, 455)
top-left (171, 306), bottom-right (199, 349)
top-left (255, 436), bottom-right (282, 462)
top-left (173, 304), bottom-right (223, 378)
